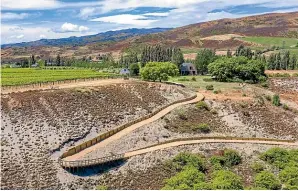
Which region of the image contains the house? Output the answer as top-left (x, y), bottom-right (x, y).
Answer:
top-left (120, 68), bottom-right (130, 75)
top-left (180, 63), bottom-right (197, 75)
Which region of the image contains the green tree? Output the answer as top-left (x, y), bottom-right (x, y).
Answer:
top-left (195, 49), bottom-right (216, 75)
top-left (171, 48), bottom-right (184, 68)
top-left (289, 54), bottom-right (297, 70)
top-left (140, 62), bottom-right (179, 82)
top-left (235, 45), bottom-right (253, 59)
top-left (211, 170), bottom-right (244, 190)
top-left (254, 171), bottom-right (281, 190)
top-left (162, 166), bottom-right (206, 190)
top-left (56, 54), bottom-right (61, 66)
top-left (37, 59), bottom-right (45, 68)
top-left (129, 63), bottom-right (140, 76)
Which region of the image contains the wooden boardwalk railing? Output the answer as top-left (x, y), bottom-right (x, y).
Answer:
top-left (59, 93), bottom-right (199, 168)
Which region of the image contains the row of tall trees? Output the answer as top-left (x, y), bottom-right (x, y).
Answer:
top-left (267, 51), bottom-right (297, 70)
top-left (140, 45), bottom-right (184, 67)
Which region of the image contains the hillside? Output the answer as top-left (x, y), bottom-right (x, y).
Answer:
top-left (1, 12), bottom-right (298, 62)
top-left (1, 28), bottom-right (171, 49)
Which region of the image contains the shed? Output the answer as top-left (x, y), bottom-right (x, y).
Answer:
top-left (120, 68), bottom-right (130, 75)
top-left (180, 63), bottom-right (197, 75)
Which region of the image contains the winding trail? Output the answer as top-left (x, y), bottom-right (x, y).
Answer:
top-left (61, 92), bottom-right (297, 168)
top-left (63, 92), bottom-right (204, 161)
top-left (124, 139), bottom-right (298, 158)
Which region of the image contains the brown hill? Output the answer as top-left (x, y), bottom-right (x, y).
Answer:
top-left (2, 12), bottom-right (298, 62)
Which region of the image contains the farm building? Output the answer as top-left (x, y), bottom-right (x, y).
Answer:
top-left (120, 68), bottom-right (130, 75)
top-left (180, 63), bottom-right (197, 75)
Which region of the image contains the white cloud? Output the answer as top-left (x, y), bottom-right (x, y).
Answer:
top-left (16, 34), bottom-right (24, 39)
top-left (90, 14), bottom-right (157, 26)
top-left (1, 12), bottom-right (30, 20)
top-left (1, 24), bottom-right (95, 44)
top-left (1, 0), bottom-right (60, 10)
top-left (39, 34), bottom-right (46, 39)
top-left (61, 22), bottom-right (89, 32)
top-left (143, 12), bottom-right (169, 17)
top-left (1, 0), bottom-right (102, 10)
top-left (78, 7), bottom-right (102, 19)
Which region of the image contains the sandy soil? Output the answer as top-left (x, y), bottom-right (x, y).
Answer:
top-left (1, 78), bottom-right (131, 94)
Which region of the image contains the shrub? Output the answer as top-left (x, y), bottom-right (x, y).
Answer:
top-left (254, 171), bottom-right (281, 190)
top-left (162, 166), bottom-right (206, 190)
top-left (260, 147), bottom-right (289, 169)
top-left (283, 104), bottom-right (289, 110)
top-left (196, 101), bottom-right (209, 110)
top-left (279, 166), bottom-right (298, 183)
top-left (284, 177), bottom-right (298, 190)
top-left (177, 109), bottom-right (187, 120)
top-left (251, 162), bottom-right (265, 173)
top-left (191, 77), bottom-right (196, 81)
top-left (272, 94), bottom-right (281, 106)
top-left (210, 156), bottom-right (225, 170)
top-left (261, 82), bottom-right (269, 88)
top-left (264, 95), bottom-right (271, 101)
top-left (192, 123), bottom-right (211, 133)
top-left (205, 85), bottom-right (214, 90)
top-left (223, 149), bottom-right (242, 166)
top-left (211, 170), bottom-right (244, 190)
top-left (96, 185), bottom-right (108, 190)
top-left (171, 152), bottom-right (207, 172)
top-left (213, 89), bottom-right (222, 94)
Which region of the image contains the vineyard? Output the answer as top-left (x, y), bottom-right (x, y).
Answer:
top-left (1, 68), bottom-right (120, 86)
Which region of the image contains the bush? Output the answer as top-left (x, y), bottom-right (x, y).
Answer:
top-left (254, 171), bottom-right (281, 190)
top-left (205, 85), bottom-right (214, 90)
top-left (251, 162), bottom-right (265, 173)
top-left (171, 152), bottom-right (207, 172)
top-left (272, 94), bottom-right (281, 106)
top-left (283, 104), bottom-right (289, 110)
top-left (192, 123), bottom-right (211, 133)
top-left (211, 170), bottom-right (244, 190)
top-left (213, 89), bottom-right (222, 94)
top-left (223, 149), bottom-right (242, 166)
top-left (96, 185), bottom-right (108, 190)
top-left (210, 156), bottom-right (225, 170)
top-left (279, 166), bottom-right (298, 184)
top-left (264, 95), bottom-right (272, 101)
top-left (140, 62), bottom-right (179, 82)
top-left (191, 77), bottom-right (196, 81)
top-left (177, 109), bottom-right (187, 120)
top-left (260, 147), bottom-right (289, 169)
top-left (162, 166), bottom-right (206, 190)
top-left (196, 101), bottom-right (209, 110)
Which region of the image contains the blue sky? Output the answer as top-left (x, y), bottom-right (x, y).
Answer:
top-left (1, 0), bottom-right (298, 44)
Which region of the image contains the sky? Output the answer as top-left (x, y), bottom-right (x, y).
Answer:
top-left (1, 0), bottom-right (298, 45)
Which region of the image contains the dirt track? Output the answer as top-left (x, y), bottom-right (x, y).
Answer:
top-left (1, 78), bottom-right (131, 94)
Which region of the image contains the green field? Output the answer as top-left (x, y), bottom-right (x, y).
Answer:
top-left (241, 36), bottom-right (298, 49)
top-left (1, 68), bottom-right (119, 86)
top-left (168, 76), bottom-right (240, 91)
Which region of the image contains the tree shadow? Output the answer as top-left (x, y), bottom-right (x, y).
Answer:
top-left (63, 159), bottom-right (127, 176)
